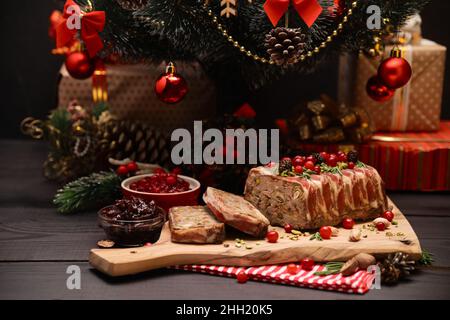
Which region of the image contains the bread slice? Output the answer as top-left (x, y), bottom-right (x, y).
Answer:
top-left (203, 187), bottom-right (269, 238)
top-left (168, 206), bottom-right (225, 244)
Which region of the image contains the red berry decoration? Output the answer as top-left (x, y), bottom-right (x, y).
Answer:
top-left (378, 49), bottom-right (412, 89)
top-left (155, 62), bottom-right (188, 104)
top-left (347, 162), bottom-right (355, 169)
top-left (266, 230), bottom-right (279, 243)
top-left (319, 226), bottom-right (332, 239)
top-left (166, 175), bottom-right (177, 186)
top-left (306, 156), bottom-right (316, 164)
top-left (326, 154), bottom-right (338, 167)
top-left (293, 156), bottom-right (305, 167)
top-left (366, 75), bottom-right (395, 102)
top-left (294, 165), bottom-right (303, 174)
top-left (382, 210), bottom-right (395, 222)
top-left (342, 218), bottom-right (355, 229)
top-left (376, 222), bottom-right (386, 231)
top-left (287, 263), bottom-right (299, 275)
top-left (301, 258), bottom-right (314, 271)
top-left (126, 161), bottom-right (138, 173)
top-left (337, 153), bottom-right (347, 162)
top-left (236, 271), bottom-right (249, 284)
top-left (314, 166), bottom-right (321, 174)
top-left (171, 167), bottom-right (182, 175)
top-left (284, 224), bottom-right (293, 233)
top-left (116, 165), bottom-right (128, 176)
top-left (320, 152), bottom-right (330, 162)
top-left (144, 242), bottom-right (152, 247)
top-left (304, 161), bottom-right (315, 171)
top-left (65, 51), bottom-right (95, 80)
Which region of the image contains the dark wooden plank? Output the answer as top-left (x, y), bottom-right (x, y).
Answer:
top-left (0, 262), bottom-right (449, 300)
top-left (388, 192), bottom-right (450, 217)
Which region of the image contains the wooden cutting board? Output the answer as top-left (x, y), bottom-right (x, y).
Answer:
top-left (90, 198), bottom-right (422, 277)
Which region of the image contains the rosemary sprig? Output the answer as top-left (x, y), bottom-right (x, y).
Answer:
top-left (419, 249), bottom-right (434, 265)
top-left (314, 262), bottom-right (345, 276)
top-left (356, 161), bottom-right (367, 168)
top-left (309, 232), bottom-right (323, 241)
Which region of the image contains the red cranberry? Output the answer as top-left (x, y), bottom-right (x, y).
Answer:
top-left (320, 152), bottom-right (330, 162)
top-left (116, 165), bottom-right (128, 176)
top-left (293, 156), bottom-right (305, 167)
top-left (294, 165), bottom-right (303, 174)
top-left (314, 166), bottom-right (321, 174)
top-left (327, 155), bottom-right (338, 167)
top-left (304, 161), bottom-right (315, 171)
top-left (306, 155), bottom-right (316, 164)
top-left (126, 161), bottom-right (138, 172)
top-left (348, 162), bottom-right (355, 169)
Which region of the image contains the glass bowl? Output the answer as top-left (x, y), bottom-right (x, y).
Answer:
top-left (98, 205), bottom-right (166, 247)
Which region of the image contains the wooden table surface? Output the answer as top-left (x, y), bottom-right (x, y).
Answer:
top-left (1, 140), bottom-right (449, 300)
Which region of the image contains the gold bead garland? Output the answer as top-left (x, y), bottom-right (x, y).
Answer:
top-left (204, 1), bottom-right (358, 65)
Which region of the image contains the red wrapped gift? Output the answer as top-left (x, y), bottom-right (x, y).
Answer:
top-left (359, 121), bottom-right (450, 191)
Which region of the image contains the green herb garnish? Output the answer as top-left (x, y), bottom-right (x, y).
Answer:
top-left (309, 232), bottom-right (323, 241)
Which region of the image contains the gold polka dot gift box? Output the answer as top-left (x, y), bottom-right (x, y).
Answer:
top-left (339, 39), bottom-right (446, 132)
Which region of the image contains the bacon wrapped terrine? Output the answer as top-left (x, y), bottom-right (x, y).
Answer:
top-left (244, 163), bottom-right (388, 229)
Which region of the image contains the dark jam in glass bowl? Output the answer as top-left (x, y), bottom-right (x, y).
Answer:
top-left (98, 197), bottom-right (165, 246)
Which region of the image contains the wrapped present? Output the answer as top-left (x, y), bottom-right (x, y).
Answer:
top-left (339, 39), bottom-right (446, 131)
top-left (359, 121), bottom-right (450, 191)
top-left (58, 61), bottom-right (217, 133)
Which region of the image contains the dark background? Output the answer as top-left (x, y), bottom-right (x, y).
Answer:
top-left (1, 0), bottom-right (449, 139)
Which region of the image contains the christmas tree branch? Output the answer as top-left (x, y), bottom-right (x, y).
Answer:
top-left (53, 171), bottom-right (122, 214)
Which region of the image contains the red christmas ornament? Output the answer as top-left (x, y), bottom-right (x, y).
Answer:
top-left (155, 62), bottom-right (188, 104)
top-left (377, 48), bottom-right (412, 89)
top-left (366, 75), bottom-right (395, 102)
top-left (65, 51), bottom-right (95, 80)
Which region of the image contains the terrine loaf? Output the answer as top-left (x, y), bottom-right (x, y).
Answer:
top-left (203, 187), bottom-right (270, 238)
top-left (244, 164), bottom-right (388, 229)
top-left (168, 206), bottom-right (225, 244)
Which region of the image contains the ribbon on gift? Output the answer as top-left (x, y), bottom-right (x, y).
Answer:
top-left (56, 0), bottom-right (106, 57)
top-left (263, 0), bottom-right (323, 27)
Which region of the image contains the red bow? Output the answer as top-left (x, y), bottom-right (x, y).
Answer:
top-left (263, 0), bottom-right (322, 27)
top-left (56, 0), bottom-right (105, 57)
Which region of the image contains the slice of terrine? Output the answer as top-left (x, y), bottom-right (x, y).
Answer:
top-left (244, 163), bottom-right (388, 229)
top-left (168, 206), bottom-right (225, 244)
top-left (203, 187), bottom-right (270, 238)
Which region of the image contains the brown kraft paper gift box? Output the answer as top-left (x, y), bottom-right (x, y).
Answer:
top-left (58, 61), bottom-right (217, 133)
top-left (338, 39), bottom-right (446, 132)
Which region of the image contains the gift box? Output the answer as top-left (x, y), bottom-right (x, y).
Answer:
top-left (359, 121), bottom-right (450, 191)
top-left (287, 121), bottom-right (450, 191)
top-left (338, 39), bottom-right (446, 132)
top-left (58, 61), bottom-right (217, 133)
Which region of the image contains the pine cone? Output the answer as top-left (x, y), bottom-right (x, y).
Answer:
top-left (279, 158), bottom-right (292, 174)
top-left (116, 0), bottom-right (148, 10)
top-left (97, 119), bottom-right (171, 167)
top-left (347, 150), bottom-right (359, 163)
top-left (312, 153), bottom-right (324, 164)
top-left (378, 252), bottom-right (416, 285)
top-left (265, 27), bottom-right (306, 66)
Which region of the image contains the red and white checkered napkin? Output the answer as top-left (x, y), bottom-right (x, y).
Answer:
top-left (172, 264), bottom-right (376, 294)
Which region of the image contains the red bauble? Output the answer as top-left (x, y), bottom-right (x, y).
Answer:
top-left (65, 51), bottom-right (95, 80)
top-left (155, 62), bottom-right (188, 104)
top-left (366, 75), bottom-right (395, 102)
top-left (378, 57), bottom-right (412, 89)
